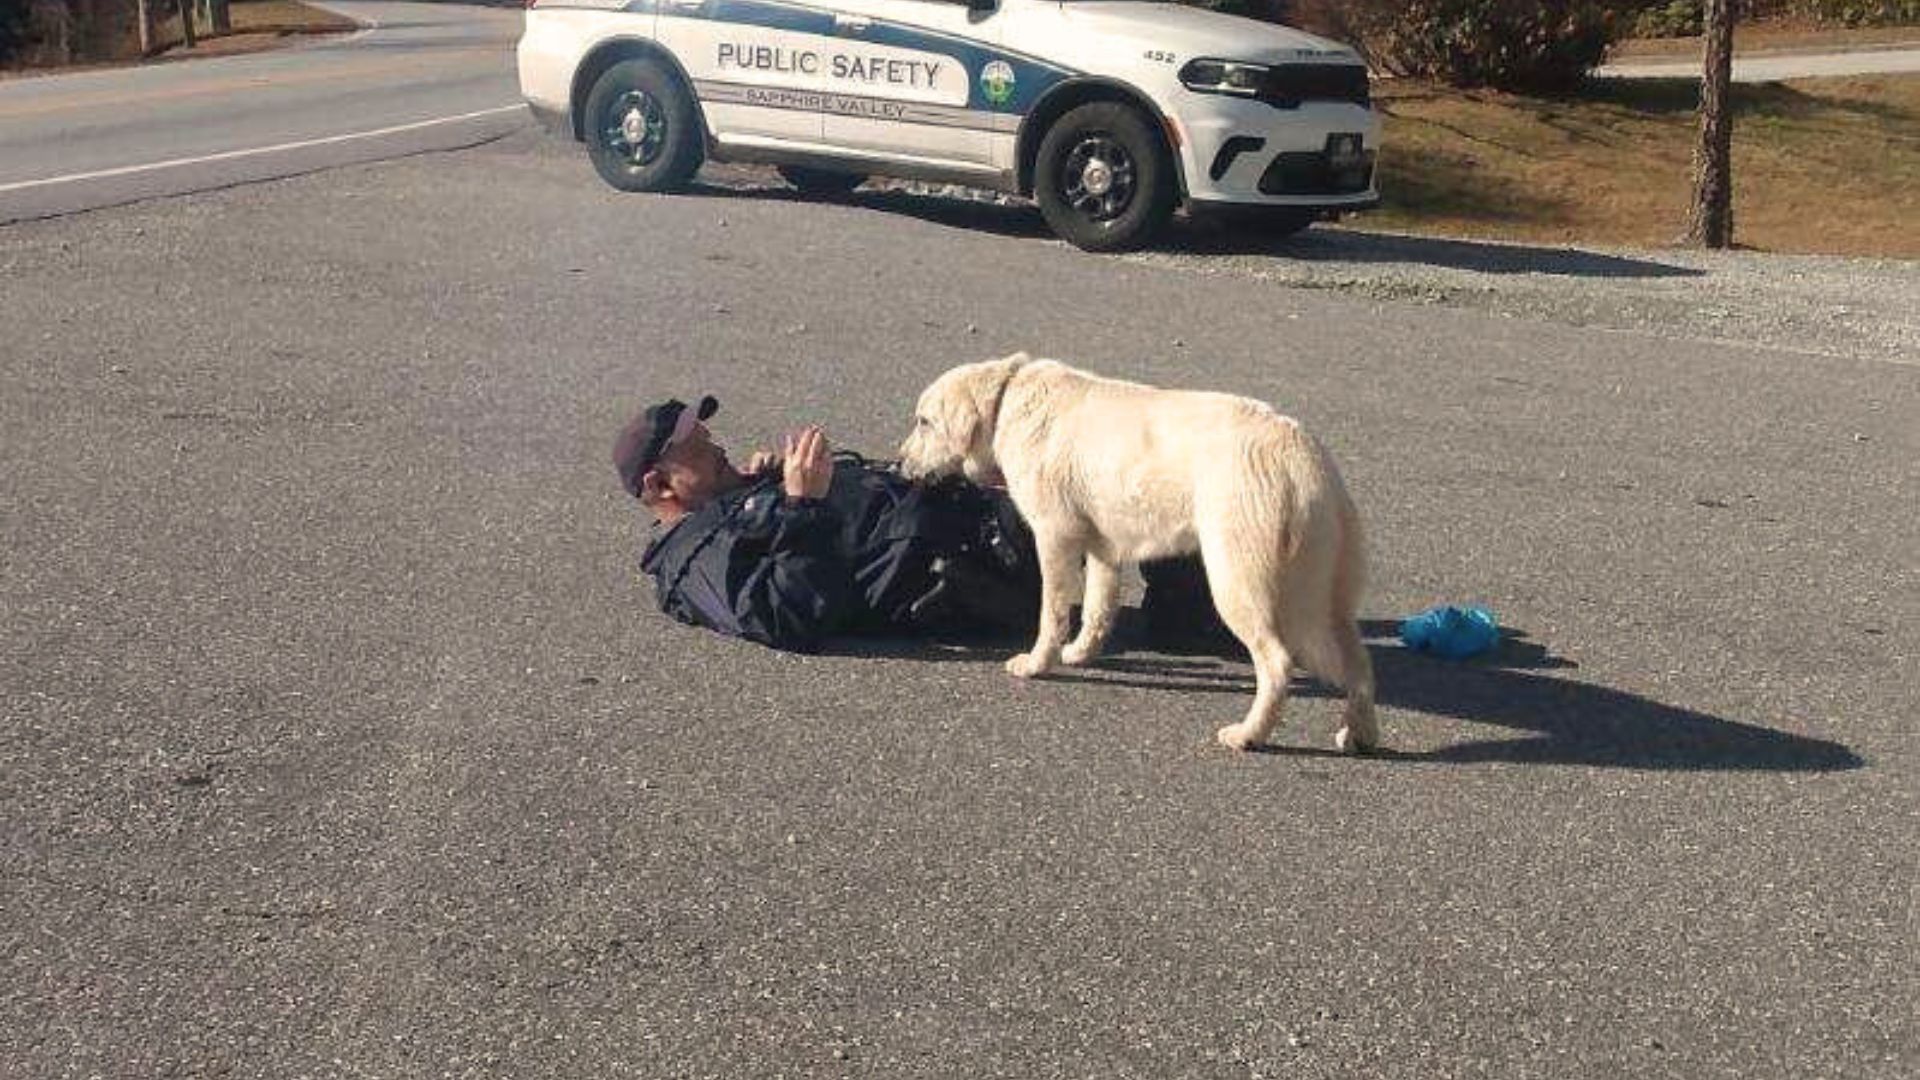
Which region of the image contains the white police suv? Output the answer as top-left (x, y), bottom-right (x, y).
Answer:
top-left (517, 0), bottom-right (1379, 251)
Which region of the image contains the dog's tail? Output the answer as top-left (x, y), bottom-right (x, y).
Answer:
top-left (1267, 425), bottom-right (1366, 686)
top-left (1271, 419), bottom-right (1337, 564)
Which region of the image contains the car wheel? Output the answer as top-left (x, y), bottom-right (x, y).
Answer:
top-left (1033, 101), bottom-right (1176, 252)
top-left (777, 165), bottom-right (866, 196)
top-left (584, 58), bottom-right (703, 193)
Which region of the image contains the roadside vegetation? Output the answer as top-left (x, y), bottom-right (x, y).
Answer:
top-left (1204, 0), bottom-right (1916, 86)
top-left (1612, 19), bottom-right (1920, 57)
top-left (1200, 1), bottom-right (1918, 255)
top-left (0, 0), bottom-right (351, 71)
top-left (1368, 74), bottom-right (1920, 257)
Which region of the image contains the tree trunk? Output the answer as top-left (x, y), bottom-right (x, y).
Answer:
top-left (1685, 0), bottom-right (1736, 248)
top-left (176, 0), bottom-right (195, 47)
top-left (137, 0), bottom-right (155, 55)
top-left (208, 0), bottom-right (229, 34)
top-left (22, 0), bottom-right (74, 64)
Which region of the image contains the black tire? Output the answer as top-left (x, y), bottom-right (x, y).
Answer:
top-left (777, 165), bottom-right (866, 196)
top-left (583, 58), bottom-right (703, 193)
top-left (1033, 101), bottom-right (1177, 252)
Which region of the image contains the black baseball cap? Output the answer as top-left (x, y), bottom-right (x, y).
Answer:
top-left (612, 395), bottom-right (719, 496)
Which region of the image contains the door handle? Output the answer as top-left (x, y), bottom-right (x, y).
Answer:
top-left (834, 13), bottom-right (871, 31)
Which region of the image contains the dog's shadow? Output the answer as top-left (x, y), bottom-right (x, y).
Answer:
top-left (825, 615), bottom-right (1862, 772)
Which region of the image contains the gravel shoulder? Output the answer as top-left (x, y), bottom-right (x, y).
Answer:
top-left (735, 165), bottom-right (1918, 366)
top-left (1128, 228), bottom-right (1919, 367)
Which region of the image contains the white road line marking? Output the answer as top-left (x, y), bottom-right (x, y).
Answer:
top-left (0, 104), bottom-right (525, 194)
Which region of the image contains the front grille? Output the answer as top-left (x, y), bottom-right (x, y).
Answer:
top-left (1259, 64), bottom-right (1371, 109)
top-left (1258, 150), bottom-right (1376, 196)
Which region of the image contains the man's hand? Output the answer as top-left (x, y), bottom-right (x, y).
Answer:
top-left (743, 449), bottom-right (781, 476)
top-left (782, 426), bottom-right (833, 500)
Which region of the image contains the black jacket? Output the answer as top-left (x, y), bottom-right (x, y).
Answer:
top-left (639, 460), bottom-right (981, 652)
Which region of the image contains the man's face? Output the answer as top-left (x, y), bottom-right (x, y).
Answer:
top-left (651, 423), bottom-right (741, 511)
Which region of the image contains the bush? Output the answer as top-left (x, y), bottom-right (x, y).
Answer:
top-left (1273, 1), bottom-right (1632, 92)
top-left (0, 0), bottom-right (30, 63)
top-left (1634, 0), bottom-right (1705, 37)
top-left (1790, 0), bottom-right (1920, 24)
top-left (2, 0), bottom-right (149, 66)
top-left (1394, 2), bottom-right (1624, 90)
top-left (1624, 0), bottom-right (1917, 36)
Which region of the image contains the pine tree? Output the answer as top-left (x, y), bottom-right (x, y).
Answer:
top-left (1685, 0), bottom-right (1736, 247)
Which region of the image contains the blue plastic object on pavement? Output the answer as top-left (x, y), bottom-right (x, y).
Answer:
top-left (1400, 604), bottom-right (1501, 660)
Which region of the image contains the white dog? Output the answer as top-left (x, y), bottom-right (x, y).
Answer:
top-left (899, 353), bottom-right (1379, 753)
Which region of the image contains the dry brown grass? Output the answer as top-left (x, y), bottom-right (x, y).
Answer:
top-left (150, 0), bottom-right (359, 57)
top-left (230, 0), bottom-right (359, 34)
top-left (1368, 74), bottom-right (1920, 257)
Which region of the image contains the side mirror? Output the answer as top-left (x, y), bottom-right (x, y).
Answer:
top-left (966, 0), bottom-right (996, 11)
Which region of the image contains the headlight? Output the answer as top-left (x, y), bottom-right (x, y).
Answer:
top-left (1179, 58), bottom-right (1269, 97)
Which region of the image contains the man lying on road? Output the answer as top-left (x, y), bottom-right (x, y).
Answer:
top-left (613, 395), bottom-right (1229, 653)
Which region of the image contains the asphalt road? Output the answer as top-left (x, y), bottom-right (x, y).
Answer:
top-left (0, 1), bottom-right (521, 223)
top-left (1597, 44), bottom-right (1920, 81)
top-left (3, 22), bottom-right (1917, 1080)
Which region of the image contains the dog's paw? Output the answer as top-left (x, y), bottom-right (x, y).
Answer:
top-left (1215, 723), bottom-right (1259, 752)
top-left (1060, 640), bottom-right (1100, 666)
top-left (1333, 726), bottom-right (1378, 755)
top-left (1005, 652), bottom-right (1053, 679)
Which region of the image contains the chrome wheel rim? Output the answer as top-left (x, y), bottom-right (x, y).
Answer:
top-left (1061, 135), bottom-right (1136, 222)
top-left (603, 89), bottom-right (665, 168)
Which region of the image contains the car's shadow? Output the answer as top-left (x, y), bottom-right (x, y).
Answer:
top-left (1231, 227), bottom-right (1706, 278)
top-left (691, 178), bottom-right (1052, 241)
top-left (823, 615), bottom-right (1861, 772)
top-left (689, 178), bottom-right (1703, 280)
